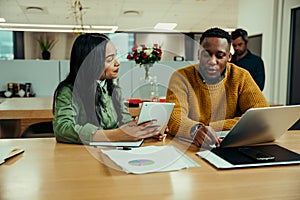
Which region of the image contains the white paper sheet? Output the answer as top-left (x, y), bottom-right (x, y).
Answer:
top-left (101, 145), bottom-right (200, 174)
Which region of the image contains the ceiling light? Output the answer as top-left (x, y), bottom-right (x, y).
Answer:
top-left (0, 23), bottom-right (118, 33)
top-left (26, 6), bottom-right (44, 13)
top-left (123, 10), bottom-right (140, 16)
top-left (0, 18), bottom-right (6, 22)
top-left (154, 23), bottom-right (177, 30)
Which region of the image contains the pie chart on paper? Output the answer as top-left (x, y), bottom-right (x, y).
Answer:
top-left (128, 159), bottom-right (155, 166)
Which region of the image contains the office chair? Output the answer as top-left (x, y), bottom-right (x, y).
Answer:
top-left (22, 121), bottom-right (54, 138)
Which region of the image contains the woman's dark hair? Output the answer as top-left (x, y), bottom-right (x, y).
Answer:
top-left (53, 33), bottom-right (120, 126)
top-left (200, 27), bottom-right (232, 46)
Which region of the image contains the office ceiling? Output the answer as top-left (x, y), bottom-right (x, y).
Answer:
top-left (0, 0), bottom-right (238, 32)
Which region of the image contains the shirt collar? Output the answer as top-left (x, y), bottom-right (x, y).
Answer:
top-left (97, 80), bottom-right (106, 87)
top-left (198, 64), bottom-right (227, 84)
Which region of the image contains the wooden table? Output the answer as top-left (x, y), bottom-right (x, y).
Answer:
top-left (1, 131), bottom-right (300, 200)
top-left (0, 97), bottom-right (53, 138)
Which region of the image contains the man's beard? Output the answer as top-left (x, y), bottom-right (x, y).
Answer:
top-left (235, 50), bottom-right (246, 56)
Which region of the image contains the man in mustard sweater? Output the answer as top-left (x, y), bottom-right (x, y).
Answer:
top-left (166, 27), bottom-right (269, 148)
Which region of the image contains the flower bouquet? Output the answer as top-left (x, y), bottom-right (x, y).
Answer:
top-left (127, 44), bottom-right (162, 80)
top-left (127, 44), bottom-right (162, 65)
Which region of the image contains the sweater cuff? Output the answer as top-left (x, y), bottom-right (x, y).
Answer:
top-left (75, 123), bottom-right (98, 144)
top-left (209, 119), bottom-right (238, 131)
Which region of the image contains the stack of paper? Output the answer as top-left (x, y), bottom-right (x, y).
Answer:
top-left (101, 145), bottom-right (200, 174)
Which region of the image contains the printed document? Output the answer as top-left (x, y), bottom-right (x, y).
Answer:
top-left (101, 145), bottom-right (199, 174)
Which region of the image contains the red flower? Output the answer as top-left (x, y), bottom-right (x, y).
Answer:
top-left (141, 52), bottom-right (147, 59)
top-left (126, 54), bottom-right (132, 59)
top-left (133, 54), bottom-right (139, 60)
top-left (156, 48), bottom-right (162, 57)
top-left (132, 44), bottom-right (138, 52)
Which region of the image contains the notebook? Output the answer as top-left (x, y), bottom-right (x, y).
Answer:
top-left (197, 105), bottom-right (300, 169)
top-left (0, 147), bottom-right (24, 165)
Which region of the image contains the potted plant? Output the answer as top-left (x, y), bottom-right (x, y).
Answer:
top-left (37, 36), bottom-right (57, 60)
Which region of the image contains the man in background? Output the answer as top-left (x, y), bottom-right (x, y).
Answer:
top-left (231, 28), bottom-right (265, 91)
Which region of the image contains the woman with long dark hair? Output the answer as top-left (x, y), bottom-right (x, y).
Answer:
top-left (53, 33), bottom-right (160, 144)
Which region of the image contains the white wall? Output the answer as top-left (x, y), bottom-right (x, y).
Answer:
top-left (237, 0), bottom-right (276, 103)
top-left (136, 33), bottom-right (185, 61)
top-left (238, 0), bottom-right (300, 104)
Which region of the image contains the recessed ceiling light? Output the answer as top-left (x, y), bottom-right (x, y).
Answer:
top-left (123, 10), bottom-right (140, 16)
top-left (154, 23), bottom-right (177, 30)
top-left (25, 6), bottom-right (45, 14)
top-left (26, 6), bottom-right (43, 11)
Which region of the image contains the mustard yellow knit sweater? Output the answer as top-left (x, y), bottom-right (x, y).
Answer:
top-left (166, 63), bottom-right (269, 138)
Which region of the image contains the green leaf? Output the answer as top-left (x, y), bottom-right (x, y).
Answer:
top-left (37, 36), bottom-right (57, 51)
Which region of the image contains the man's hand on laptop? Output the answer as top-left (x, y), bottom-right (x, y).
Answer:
top-left (192, 125), bottom-right (221, 149)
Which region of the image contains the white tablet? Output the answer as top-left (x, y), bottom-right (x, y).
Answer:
top-left (137, 102), bottom-right (175, 131)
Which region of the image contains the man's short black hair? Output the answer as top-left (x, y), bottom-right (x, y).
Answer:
top-left (231, 28), bottom-right (248, 42)
top-left (200, 27), bottom-right (231, 46)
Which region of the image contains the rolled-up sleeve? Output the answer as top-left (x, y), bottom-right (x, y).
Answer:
top-left (53, 86), bottom-right (98, 144)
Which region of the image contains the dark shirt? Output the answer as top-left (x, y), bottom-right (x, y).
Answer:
top-left (231, 50), bottom-right (265, 91)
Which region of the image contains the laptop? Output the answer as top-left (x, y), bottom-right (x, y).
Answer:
top-left (197, 105), bottom-right (300, 169)
top-left (219, 105), bottom-right (300, 148)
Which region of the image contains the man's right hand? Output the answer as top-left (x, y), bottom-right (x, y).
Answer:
top-left (192, 125), bottom-right (220, 149)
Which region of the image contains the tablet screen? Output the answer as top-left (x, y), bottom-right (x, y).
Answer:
top-left (137, 102), bottom-right (175, 130)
